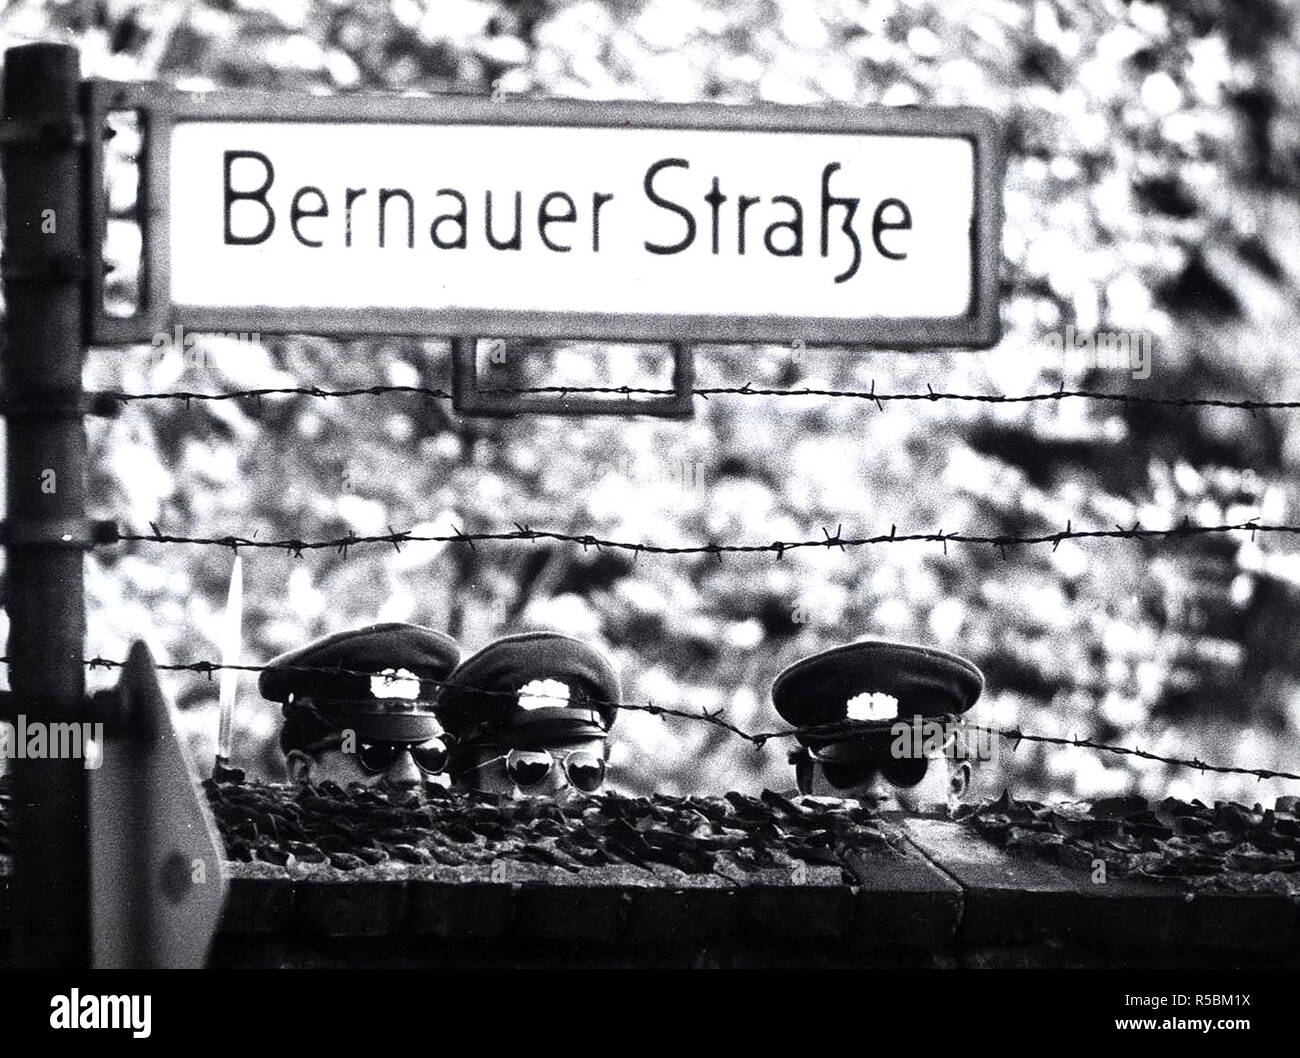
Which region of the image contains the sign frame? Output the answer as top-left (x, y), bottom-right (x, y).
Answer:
top-left (86, 80), bottom-right (1002, 348)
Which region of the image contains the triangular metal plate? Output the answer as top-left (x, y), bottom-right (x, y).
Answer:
top-left (90, 642), bottom-right (227, 967)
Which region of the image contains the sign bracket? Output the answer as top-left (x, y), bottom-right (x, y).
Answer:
top-left (450, 337), bottom-right (695, 418)
top-left (84, 77), bottom-right (168, 345)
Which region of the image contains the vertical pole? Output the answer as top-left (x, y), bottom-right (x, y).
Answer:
top-left (1, 43), bottom-right (90, 967)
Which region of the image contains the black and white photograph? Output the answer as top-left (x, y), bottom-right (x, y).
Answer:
top-left (0, 0), bottom-right (1298, 1032)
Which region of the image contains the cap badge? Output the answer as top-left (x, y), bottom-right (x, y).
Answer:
top-left (845, 691), bottom-right (899, 722)
top-left (517, 678), bottom-right (570, 711)
top-left (370, 667), bottom-right (421, 700)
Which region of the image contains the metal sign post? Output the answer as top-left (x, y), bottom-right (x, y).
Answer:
top-left (0, 42), bottom-right (94, 968)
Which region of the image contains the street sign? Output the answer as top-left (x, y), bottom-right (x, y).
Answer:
top-left (88, 84), bottom-right (1001, 348)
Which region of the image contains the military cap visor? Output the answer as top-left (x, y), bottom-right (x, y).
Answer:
top-left (801, 717), bottom-right (962, 763)
top-left (438, 632), bottom-right (620, 746)
top-left (291, 698), bottom-right (446, 745)
top-left (483, 709), bottom-right (608, 750)
top-left (772, 640), bottom-right (983, 749)
top-left (259, 622), bottom-right (461, 706)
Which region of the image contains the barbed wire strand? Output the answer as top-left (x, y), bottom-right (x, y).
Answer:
top-left (92, 383), bottom-right (1300, 412)
top-left (7, 655), bottom-right (1293, 783)
top-left (964, 725), bottom-right (1300, 783)
top-left (111, 519), bottom-right (1293, 557)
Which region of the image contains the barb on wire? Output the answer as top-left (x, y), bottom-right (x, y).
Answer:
top-left (97, 384), bottom-right (455, 403)
top-left (16, 656), bottom-right (1300, 782)
top-left (91, 383), bottom-right (1300, 413)
top-left (110, 519), bottom-right (1299, 556)
top-left (969, 726), bottom-right (1300, 783)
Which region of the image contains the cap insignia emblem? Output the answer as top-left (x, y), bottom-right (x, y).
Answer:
top-left (517, 678), bottom-right (571, 711)
top-left (370, 667), bottom-right (421, 700)
top-left (845, 691), bottom-right (899, 722)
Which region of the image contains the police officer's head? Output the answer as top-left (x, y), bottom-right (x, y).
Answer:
top-left (773, 640), bottom-right (984, 813)
top-left (438, 632), bottom-right (620, 797)
top-left (260, 622), bottom-right (461, 791)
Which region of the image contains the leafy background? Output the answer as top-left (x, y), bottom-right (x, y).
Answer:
top-left (1, 0), bottom-right (1298, 804)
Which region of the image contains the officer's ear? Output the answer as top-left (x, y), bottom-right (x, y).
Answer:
top-left (949, 760), bottom-right (972, 799)
top-left (285, 749), bottom-right (314, 783)
top-left (789, 747), bottom-right (813, 795)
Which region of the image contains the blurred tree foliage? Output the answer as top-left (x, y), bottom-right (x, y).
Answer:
top-left (1, 0), bottom-right (1298, 801)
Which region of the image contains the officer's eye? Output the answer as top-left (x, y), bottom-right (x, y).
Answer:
top-left (883, 755), bottom-right (929, 788)
top-left (563, 751), bottom-right (606, 792)
top-left (356, 742), bottom-right (402, 773)
top-left (409, 739), bottom-right (450, 774)
top-left (506, 749), bottom-right (554, 787)
top-left (821, 761), bottom-right (871, 790)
